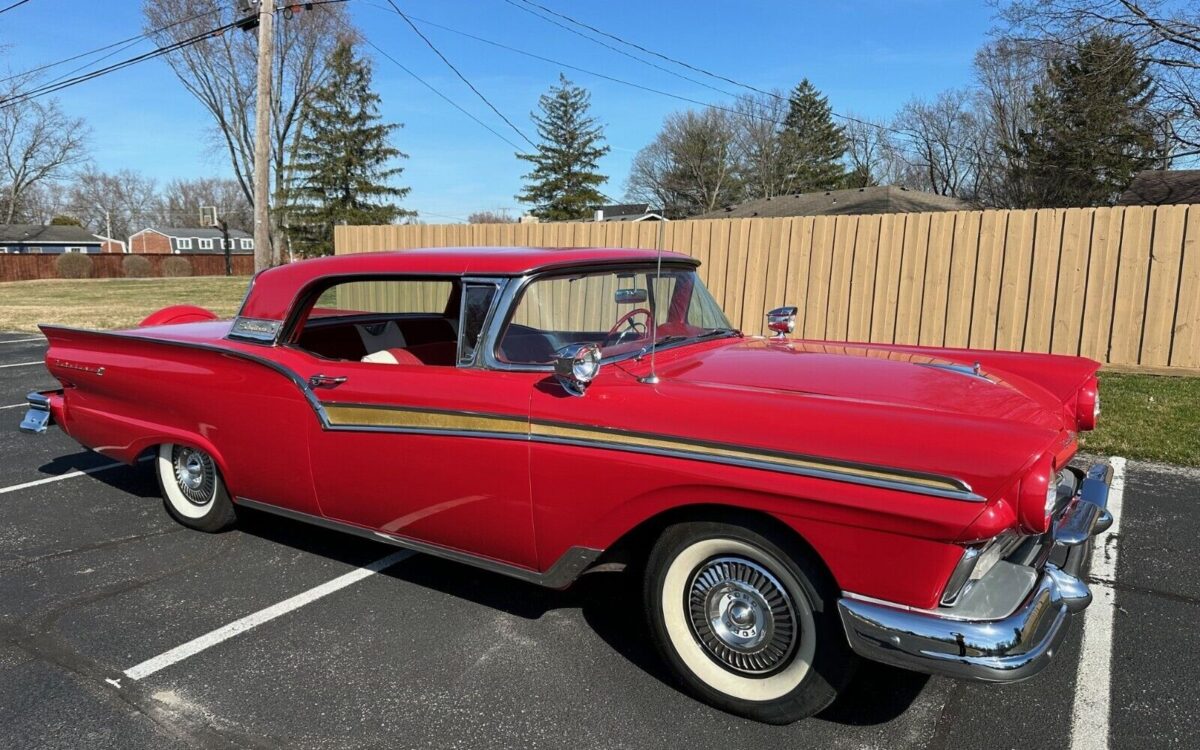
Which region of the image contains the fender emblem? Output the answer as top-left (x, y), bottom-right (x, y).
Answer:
top-left (54, 359), bottom-right (104, 376)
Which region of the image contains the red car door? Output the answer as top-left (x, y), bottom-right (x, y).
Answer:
top-left (295, 357), bottom-right (541, 570)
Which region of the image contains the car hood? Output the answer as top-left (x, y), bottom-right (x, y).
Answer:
top-left (621, 338), bottom-right (1069, 431)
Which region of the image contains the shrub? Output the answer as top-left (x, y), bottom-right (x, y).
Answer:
top-left (162, 256), bottom-right (193, 277)
top-left (122, 255), bottom-right (153, 278)
top-left (55, 252), bottom-right (93, 279)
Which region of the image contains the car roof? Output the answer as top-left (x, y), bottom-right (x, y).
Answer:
top-left (239, 246), bottom-right (700, 321)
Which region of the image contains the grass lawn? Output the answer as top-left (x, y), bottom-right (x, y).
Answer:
top-left (0, 277), bottom-right (250, 333)
top-left (1084, 372), bottom-right (1200, 466)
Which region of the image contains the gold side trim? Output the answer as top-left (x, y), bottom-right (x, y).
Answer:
top-left (324, 405), bottom-right (527, 434)
top-left (530, 422), bottom-right (964, 494)
top-left (320, 404), bottom-right (972, 498)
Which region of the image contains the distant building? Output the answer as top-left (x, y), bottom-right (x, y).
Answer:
top-left (1117, 170), bottom-right (1200, 205)
top-left (128, 227), bottom-right (254, 254)
top-left (0, 224), bottom-right (105, 254)
top-left (590, 203), bottom-right (667, 222)
top-left (695, 186), bottom-right (970, 219)
top-left (96, 235), bottom-right (127, 254)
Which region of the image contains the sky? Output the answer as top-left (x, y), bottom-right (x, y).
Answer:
top-left (0, 0), bottom-right (996, 222)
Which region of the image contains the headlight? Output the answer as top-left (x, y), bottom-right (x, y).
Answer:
top-left (1017, 453), bottom-right (1056, 534)
top-left (1076, 377), bottom-right (1099, 431)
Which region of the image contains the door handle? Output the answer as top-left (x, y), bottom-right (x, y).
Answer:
top-left (308, 374), bottom-right (348, 389)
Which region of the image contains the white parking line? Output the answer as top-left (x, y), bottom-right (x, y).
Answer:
top-left (0, 461), bottom-right (132, 496)
top-left (1070, 456), bottom-right (1126, 750)
top-left (0, 337), bottom-right (45, 344)
top-left (0, 403), bottom-right (26, 410)
top-left (0, 361), bottom-right (43, 369)
top-left (122, 549), bottom-right (414, 681)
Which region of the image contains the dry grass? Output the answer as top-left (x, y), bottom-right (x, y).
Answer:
top-left (0, 277), bottom-right (250, 332)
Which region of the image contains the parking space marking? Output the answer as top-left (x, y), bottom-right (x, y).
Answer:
top-left (0, 461), bottom-right (128, 496)
top-left (1070, 456), bottom-right (1126, 750)
top-left (0, 361), bottom-right (43, 369)
top-left (122, 549), bottom-right (414, 681)
top-left (0, 403), bottom-right (25, 410)
top-left (0, 337), bottom-right (45, 344)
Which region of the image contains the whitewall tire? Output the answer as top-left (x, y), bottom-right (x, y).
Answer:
top-left (156, 443), bottom-right (236, 532)
top-left (644, 520), bottom-right (856, 724)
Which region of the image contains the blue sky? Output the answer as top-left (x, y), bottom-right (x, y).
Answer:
top-left (1, 1), bottom-right (995, 221)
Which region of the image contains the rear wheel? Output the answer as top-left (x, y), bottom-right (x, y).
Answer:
top-left (156, 443), bottom-right (236, 532)
top-left (644, 520), bottom-right (855, 724)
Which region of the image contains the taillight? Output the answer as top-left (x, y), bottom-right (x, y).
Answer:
top-left (1017, 453), bottom-right (1056, 534)
top-left (1075, 377), bottom-right (1099, 431)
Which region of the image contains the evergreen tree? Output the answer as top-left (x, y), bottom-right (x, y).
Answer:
top-left (1010, 34), bottom-right (1162, 207)
top-left (517, 74), bottom-right (610, 220)
top-left (287, 39), bottom-right (411, 257)
top-left (780, 79), bottom-right (847, 192)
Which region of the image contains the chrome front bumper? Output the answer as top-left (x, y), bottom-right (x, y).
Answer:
top-left (838, 461), bottom-right (1112, 683)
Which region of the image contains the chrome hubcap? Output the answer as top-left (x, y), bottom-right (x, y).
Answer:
top-left (687, 556), bottom-right (798, 675)
top-left (172, 446), bottom-right (215, 506)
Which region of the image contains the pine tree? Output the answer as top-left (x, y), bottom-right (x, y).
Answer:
top-left (780, 79), bottom-right (847, 192)
top-left (517, 74), bottom-right (610, 220)
top-left (287, 39), bottom-right (411, 257)
top-left (1011, 34), bottom-right (1162, 207)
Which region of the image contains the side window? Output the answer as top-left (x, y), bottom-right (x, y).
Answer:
top-left (458, 283), bottom-right (498, 364)
top-left (297, 278), bottom-right (458, 366)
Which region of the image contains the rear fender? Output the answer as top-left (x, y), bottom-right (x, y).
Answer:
top-left (139, 305), bottom-right (219, 327)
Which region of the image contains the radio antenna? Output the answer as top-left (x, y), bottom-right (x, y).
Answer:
top-left (639, 218), bottom-right (665, 385)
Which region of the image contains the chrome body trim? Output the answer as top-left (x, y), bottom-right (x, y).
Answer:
top-left (228, 316), bottom-right (282, 344)
top-left (234, 497), bottom-right (601, 589)
top-left (840, 460), bottom-right (1113, 682)
top-left (19, 390), bottom-right (53, 435)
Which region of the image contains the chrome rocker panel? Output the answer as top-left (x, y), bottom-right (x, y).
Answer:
top-left (838, 460), bottom-right (1112, 683)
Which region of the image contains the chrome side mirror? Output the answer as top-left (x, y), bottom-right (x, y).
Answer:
top-left (554, 343), bottom-right (602, 396)
top-left (766, 306), bottom-right (798, 338)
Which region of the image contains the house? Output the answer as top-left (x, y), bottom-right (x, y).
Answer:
top-left (0, 224), bottom-right (105, 254)
top-left (1117, 170), bottom-right (1200, 205)
top-left (694, 186), bottom-right (970, 219)
top-left (590, 204), bottom-right (667, 222)
top-left (96, 235), bottom-right (127, 254)
top-left (128, 227), bottom-right (254, 254)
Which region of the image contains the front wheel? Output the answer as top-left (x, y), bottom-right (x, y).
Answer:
top-left (156, 443), bottom-right (236, 532)
top-left (644, 520), bottom-right (855, 724)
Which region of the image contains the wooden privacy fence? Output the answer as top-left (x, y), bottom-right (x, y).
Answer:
top-left (335, 205), bottom-right (1200, 371)
top-left (0, 253), bottom-right (254, 282)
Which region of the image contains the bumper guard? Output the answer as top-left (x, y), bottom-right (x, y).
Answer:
top-left (837, 460), bottom-right (1112, 683)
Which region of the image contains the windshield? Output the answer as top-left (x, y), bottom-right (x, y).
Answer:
top-left (497, 268), bottom-right (735, 365)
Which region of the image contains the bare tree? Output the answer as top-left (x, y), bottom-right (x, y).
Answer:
top-left (841, 114), bottom-right (901, 187)
top-left (627, 108), bottom-right (743, 218)
top-left (971, 39), bottom-right (1044, 206)
top-left (0, 79), bottom-right (89, 224)
top-left (65, 169), bottom-right (159, 240)
top-left (468, 210), bottom-right (516, 224)
top-left (891, 91), bottom-right (986, 199)
top-left (997, 0), bottom-right (1199, 153)
top-left (731, 91), bottom-right (789, 199)
top-left (143, 0), bottom-right (349, 260)
top-left (158, 177), bottom-right (253, 234)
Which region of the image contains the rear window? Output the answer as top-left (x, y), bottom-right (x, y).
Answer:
top-left (314, 280), bottom-right (453, 315)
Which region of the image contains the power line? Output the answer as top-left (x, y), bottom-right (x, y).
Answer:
top-left (382, 0), bottom-right (538, 150)
top-left (0, 6), bottom-right (223, 85)
top-left (0, 0), bottom-right (33, 16)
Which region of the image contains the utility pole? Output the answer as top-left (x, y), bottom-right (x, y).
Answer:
top-left (251, 0), bottom-right (275, 272)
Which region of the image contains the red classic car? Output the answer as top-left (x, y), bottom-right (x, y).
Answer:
top-left (20, 246), bottom-right (1111, 723)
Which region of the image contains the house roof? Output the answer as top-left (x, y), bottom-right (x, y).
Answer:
top-left (595, 203), bottom-right (652, 218)
top-left (695, 186), bottom-right (970, 219)
top-left (0, 224), bottom-right (103, 244)
top-left (133, 227), bottom-right (253, 240)
top-left (1117, 170), bottom-right (1200, 205)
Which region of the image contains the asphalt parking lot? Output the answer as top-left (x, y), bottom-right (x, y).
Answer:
top-left (0, 330), bottom-right (1196, 749)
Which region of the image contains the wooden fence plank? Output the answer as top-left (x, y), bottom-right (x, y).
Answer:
top-left (870, 213), bottom-right (906, 344)
top-left (1110, 206), bottom-right (1154, 365)
top-left (786, 217), bottom-right (815, 334)
top-left (969, 210), bottom-right (1006, 349)
top-left (1023, 209), bottom-right (1064, 353)
top-left (1050, 208), bottom-right (1091, 355)
top-left (919, 212), bottom-right (955, 346)
top-left (804, 216), bottom-right (837, 339)
top-left (1173, 206), bottom-right (1200, 368)
top-left (944, 211), bottom-right (980, 348)
top-left (848, 214), bottom-right (881, 343)
top-left (995, 209), bottom-right (1035, 351)
top-left (1141, 205), bottom-right (1186, 366)
top-left (1079, 207), bottom-right (1122, 362)
top-left (825, 215), bottom-right (858, 340)
top-left (894, 212), bottom-right (931, 345)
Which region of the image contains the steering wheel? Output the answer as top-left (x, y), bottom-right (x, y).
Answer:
top-left (604, 307), bottom-right (652, 346)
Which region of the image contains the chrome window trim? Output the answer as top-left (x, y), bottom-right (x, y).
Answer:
top-left (456, 276), bottom-right (508, 368)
